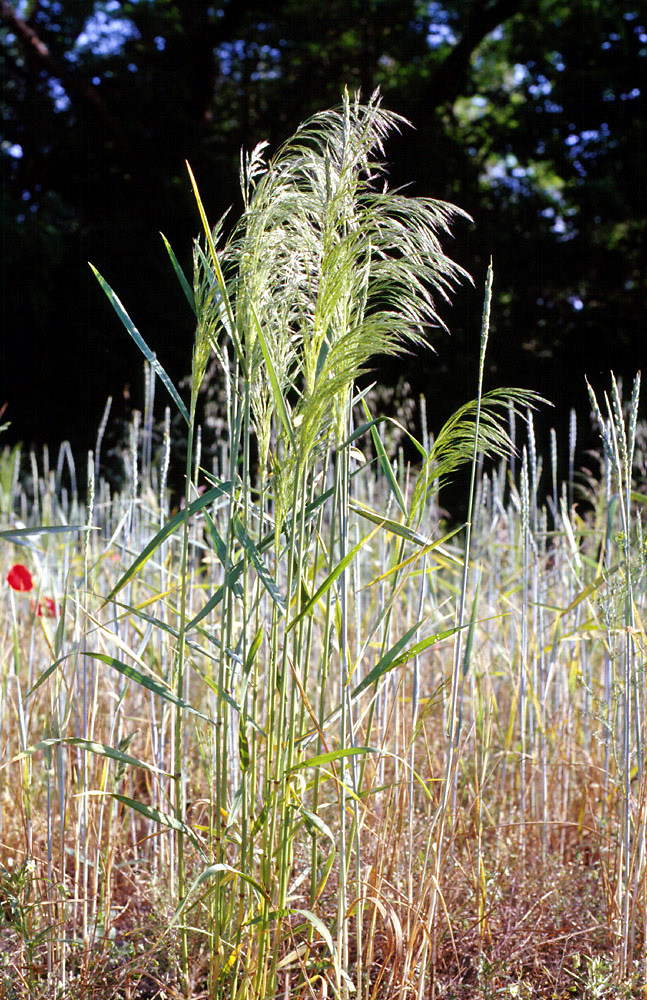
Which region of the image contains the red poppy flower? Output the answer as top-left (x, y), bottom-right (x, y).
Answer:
top-left (35, 597), bottom-right (58, 618)
top-left (6, 564), bottom-right (34, 592)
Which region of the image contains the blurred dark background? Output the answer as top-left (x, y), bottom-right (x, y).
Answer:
top-left (1, 0), bottom-right (645, 480)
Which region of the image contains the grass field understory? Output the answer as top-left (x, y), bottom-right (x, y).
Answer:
top-left (1, 93), bottom-right (646, 999)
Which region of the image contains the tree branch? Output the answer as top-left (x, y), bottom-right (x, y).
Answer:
top-left (428, 0), bottom-right (525, 109)
top-left (0, 0), bottom-right (124, 143)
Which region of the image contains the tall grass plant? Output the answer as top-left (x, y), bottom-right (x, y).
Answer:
top-left (0, 94), bottom-right (645, 999)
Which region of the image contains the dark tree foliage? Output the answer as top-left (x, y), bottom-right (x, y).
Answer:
top-left (1, 0), bottom-right (645, 460)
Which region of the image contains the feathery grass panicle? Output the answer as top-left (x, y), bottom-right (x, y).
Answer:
top-left (194, 89), bottom-right (470, 486)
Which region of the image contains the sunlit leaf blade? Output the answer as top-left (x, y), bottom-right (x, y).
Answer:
top-left (186, 584), bottom-right (225, 630)
top-left (462, 578), bottom-right (481, 678)
top-left (238, 723), bottom-right (250, 771)
top-left (185, 161), bottom-right (243, 366)
top-left (295, 908), bottom-right (335, 957)
top-left (291, 746), bottom-right (376, 770)
top-left (12, 737), bottom-right (171, 777)
top-left (349, 500), bottom-right (430, 546)
top-left (203, 507), bottom-right (243, 598)
top-left (0, 524), bottom-right (88, 540)
top-left (352, 625), bottom-right (464, 699)
top-left (25, 650), bottom-right (72, 698)
top-left (174, 864), bottom-right (268, 921)
top-left (110, 794), bottom-right (204, 854)
top-left (160, 232), bottom-right (196, 315)
top-left (299, 806), bottom-right (335, 844)
top-left (191, 661), bottom-right (263, 732)
top-left (361, 398), bottom-right (407, 516)
top-left (361, 524), bottom-right (464, 590)
top-left (557, 562), bottom-right (621, 619)
top-left (106, 481), bottom-right (232, 602)
top-left (286, 523), bottom-right (382, 633)
top-left (90, 264), bottom-right (190, 425)
top-left (84, 652), bottom-right (212, 724)
top-left (234, 515), bottom-right (286, 615)
top-left (248, 299), bottom-right (296, 449)
top-left (352, 617), bottom-right (426, 697)
top-left (244, 626), bottom-right (264, 675)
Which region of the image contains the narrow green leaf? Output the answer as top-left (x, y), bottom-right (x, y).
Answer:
top-left (191, 660), bottom-right (263, 733)
top-left (244, 626), bottom-right (264, 675)
top-left (462, 578), bottom-right (480, 678)
top-left (112, 600), bottom-right (180, 639)
top-left (238, 723), bottom-right (250, 771)
top-left (349, 500), bottom-right (430, 546)
top-left (90, 265), bottom-right (190, 425)
top-left (286, 522), bottom-right (382, 634)
top-left (234, 515), bottom-right (286, 615)
top-left (185, 162), bottom-right (243, 369)
top-left (111, 794), bottom-right (204, 853)
top-left (160, 232), bottom-right (196, 315)
top-left (248, 299), bottom-right (296, 449)
top-left (250, 802), bottom-right (269, 840)
top-left (291, 746), bottom-right (376, 770)
top-left (175, 863), bottom-right (267, 921)
top-left (557, 562), bottom-right (621, 619)
top-left (186, 583), bottom-right (225, 630)
top-left (352, 625), bottom-right (463, 699)
top-left (203, 507), bottom-right (243, 598)
top-left (12, 737), bottom-right (171, 777)
top-left (84, 652), bottom-right (212, 724)
top-left (299, 806), bottom-right (335, 845)
top-left (362, 398), bottom-right (407, 516)
top-left (25, 650), bottom-right (72, 699)
top-left (315, 327), bottom-right (331, 379)
top-left (352, 617), bottom-right (426, 700)
top-left (0, 524), bottom-right (89, 541)
top-left (295, 909), bottom-right (335, 956)
top-left (361, 523), bottom-right (463, 590)
top-left (106, 481), bottom-right (232, 602)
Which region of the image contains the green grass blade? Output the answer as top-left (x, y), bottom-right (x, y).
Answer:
top-left (557, 562), bottom-right (621, 619)
top-left (185, 162), bottom-right (243, 367)
top-left (361, 524), bottom-right (464, 590)
top-left (0, 524), bottom-right (89, 541)
top-left (25, 650), bottom-right (73, 698)
top-left (160, 232), bottom-right (196, 315)
top-left (361, 398), bottom-right (407, 516)
top-left (234, 515), bottom-right (286, 616)
top-left (174, 864), bottom-right (268, 921)
top-left (248, 299), bottom-right (296, 449)
top-left (299, 806), bottom-right (336, 845)
top-left (191, 661), bottom-right (264, 733)
top-left (295, 908), bottom-right (336, 957)
top-left (84, 652), bottom-right (212, 724)
top-left (203, 507), bottom-right (243, 598)
top-left (349, 500), bottom-right (430, 546)
top-left (90, 264), bottom-right (190, 425)
top-left (12, 737), bottom-right (171, 777)
top-left (185, 584), bottom-right (226, 630)
top-left (291, 746), bottom-right (376, 770)
top-left (352, 617), bottom-right (426, 699)
top-left (286, 522), bottom-right (382, 634)
top-left (110, 794), bottom-right (205, 854)
top-left (106, 481), bottom-right (232, 602)
top-left (352, 625), bottom-right (465, 700)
